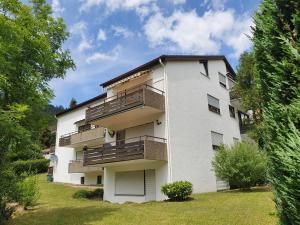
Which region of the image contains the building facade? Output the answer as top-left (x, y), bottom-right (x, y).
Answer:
top-left (53, 55), bottom-right (245, 202)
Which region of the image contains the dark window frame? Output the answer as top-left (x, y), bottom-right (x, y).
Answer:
top-left (97, 175), bottom-right (102, 185)
top-left (80, 177), bottom-right (85, 185)
top-left (207, 94), bottom-right (221, 115)
top-left (211, 131), bottom-right (224, 151)
top-left (199, 60), bottom-right (209, 77)
top-left (218, 72), bottom-right (227, 88)
top-left (229, 105), bottom-right (235, 118)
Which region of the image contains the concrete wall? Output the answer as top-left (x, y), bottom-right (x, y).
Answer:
top-left (165, 60), bottom-right (241, 193)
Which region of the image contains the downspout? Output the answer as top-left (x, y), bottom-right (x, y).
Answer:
top-left (159, 58), bottom-right (172, 183)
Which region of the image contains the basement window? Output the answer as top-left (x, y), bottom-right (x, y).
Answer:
top-left (207, 94), bottom-right (220, 114)
top-left (211, 131), bottom-right (223, 150)
top-left (233, 137), bottom-right (240, 143)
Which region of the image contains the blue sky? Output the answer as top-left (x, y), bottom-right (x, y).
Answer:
top-left (49, 0), bottom-right (261, 107)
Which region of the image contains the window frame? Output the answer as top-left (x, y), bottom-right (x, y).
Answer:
top-left (207, 94), bottom-right (221, 115)
top-left (199, 60), bottom-right (209, 77)
top-left (211, 131), bottom-right (224, 150)
top-left (218, 72), bottom-right (227, 88)
top-left (229, 105), bottom-right (235, 118)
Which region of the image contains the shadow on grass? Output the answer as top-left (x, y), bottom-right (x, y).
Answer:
top-left (10, 206), bottom-right (118, 225)
top-left (221, 186), bottom-right (271, 194)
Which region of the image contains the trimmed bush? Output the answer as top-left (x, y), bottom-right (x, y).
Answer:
top-left (73, 190), bottom-right (90, 199)
top-left (16, 175), bottom-right (40, 209)
top-left (73, 188), bottom-right (103, 200)
top-left (13, 159), bottom-right (49, 175)
top-left (161, 181), bottom-right (193, 201)
top-left (212, 142), bottom-right (267, 189)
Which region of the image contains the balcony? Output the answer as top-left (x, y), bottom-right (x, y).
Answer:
top-left (59, 127), bottom-right (105, 148)
top-left (83, 136), bottom-right (167, 166)
top-left (85, 85), bottom-right (165, 130)
top-left (68, 160), bottom-right (103, 173)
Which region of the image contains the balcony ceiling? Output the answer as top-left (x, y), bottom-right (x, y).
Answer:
top-left (90, 105), bottom-right (163, 130)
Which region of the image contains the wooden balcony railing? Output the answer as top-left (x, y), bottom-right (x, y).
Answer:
top-left (83, 136), bottom-right (167, 166)
top-left (68, 160), bottom-right (103, 173)
top-left (59, 126), bottom-right (104, 147)
top-left (85, 85), bottom-right (165, 123)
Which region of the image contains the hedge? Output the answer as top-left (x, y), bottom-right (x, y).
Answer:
top-left (13, 159), bottom-right (49, 175)
top-left (73, 188), bottom-right (103, 200)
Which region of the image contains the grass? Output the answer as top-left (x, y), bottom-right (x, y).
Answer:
top-left (9, 174), bottom-right (277, 225)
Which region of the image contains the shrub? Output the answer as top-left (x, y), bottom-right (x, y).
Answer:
top-left (161, 181), bottom-right (193, 201)
top-left (16, 175), bottom-right (40, 209)
top-left (212, 142), bottom-right (267, 189)
top-left (0, 201), bottom-right (14, 225)
top-left (92, 188), bottom-right (104, 199)
top-left (13, 159), bottom-right (49, 175)
top-left (73, 188), bottom-right (103, 200)
top-left (73, 190), bottom-right (90, 199)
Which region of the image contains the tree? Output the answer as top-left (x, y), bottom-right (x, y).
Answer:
top-left (253, 0), bottom-right (300, 224)
top-left (212, 142), bottom-right (267, 189)
top-left (234, 51), bottom-right (266, 146)
top-left (69, 98), bottom-right (77, 108)
top-left (0, 0), bottom-right (74, 221)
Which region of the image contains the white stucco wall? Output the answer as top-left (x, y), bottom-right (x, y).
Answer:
top-left (165, 60), bottom-right (241, 193)
top-left (53, 98), bottom-right (104, 184)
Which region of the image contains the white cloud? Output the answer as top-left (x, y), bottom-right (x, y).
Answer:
top-left (70, 21), bottom-right (94, 52)
top-left (79, 0), bottom-right (156, 14)
top-left (144, 9), bottom-right (252, 57)
top-left (144, 10), bottom-right (234, 54)
top-left (170, 0), bottom-right (186, 5)
top-left (51, 0), bottom-right (64, 17)
top-left (97, 29), bottom-right (107, 41)
top-left (70, 21), bottom-right (87, 36)
top-left (86, 52), bottom-right (116, 62)
top-left (78, 38), bottom-right (93, 52)
top-left (224, 16), bottom-right (253, 58)
top-left (202, 0), bottom-right (227, 10)
top-left (112, 25), bottom-right (133, 38)
top-left (86, 45), bottom-right (121, 63)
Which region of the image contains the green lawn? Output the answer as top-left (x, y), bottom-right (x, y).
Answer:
top-left (9, 174), bottom-right (277, 225)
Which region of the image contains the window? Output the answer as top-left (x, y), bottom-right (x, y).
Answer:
top-left (80, 177), bottom-right (85, 185)
top-left (207, 94), bottom-right (220, 114)
top-left (229, 105), bottom-right (235, 118)
top-left (199, 60), bottom-right (209, 77)
top-left (97, 175), bottom-right (102, 185)
top-left (233, 137), bottom-right (239, 143)
top-left (76, 151), bottom-right (83, 160)
top-left (219, 72), bottom-right (227, 88)
top-left (211, 131), bottom-right (223, 150)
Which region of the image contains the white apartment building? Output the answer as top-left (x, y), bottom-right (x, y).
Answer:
top-left (53, 55), bottom-right (246, 203)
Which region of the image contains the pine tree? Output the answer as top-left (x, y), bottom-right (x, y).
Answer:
top-left (69, 98), bottom-right (77, 108)
top-left (253, 0), bottom-right (300, 224)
